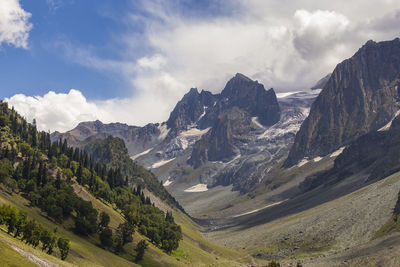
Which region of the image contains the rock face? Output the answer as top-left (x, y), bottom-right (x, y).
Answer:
top-left (301, 114), bottom-right (400, 192)
top-left (188, 107), bottom-right (252, 168)
top-left (52, 73), bottom-right (314, 192)
top-left (285, 38), bottom-right (400, 167)
top-left (310, 73), bottom-right (331, 90)
top-left (51, 120), bottom-right (165, 156)
top-left (166, 88), bottom-right (216, 137)
top-left (334, 115), bottom-right (400, 181)
top-left (188, 74), bottom-right (281, 167)
top-left (198, 73), bottom-right (280, 129)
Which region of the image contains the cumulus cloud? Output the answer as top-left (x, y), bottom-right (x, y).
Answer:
top-left (0, 0), bottom-right (32, 49)
top-left (5, 90), bottom-right (102, 132)
top-left (4, 89), bottom-right (177, 132)
top-left (6, 0), bottom-right (400, 131)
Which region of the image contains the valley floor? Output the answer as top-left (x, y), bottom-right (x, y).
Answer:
top-left (198, 170), bottom-right (400, 266)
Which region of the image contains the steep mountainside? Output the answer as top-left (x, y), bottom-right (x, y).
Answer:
top-left (83, 136), bottom-right (184, 211)
top-left (285, 38), bottom-right (400, 167)
top-left (310, 73), bottom-right (331, 90)
top-left (188, 107), bottom-right (252, 168)
top-left (166, 88), bottom-right (217, 137)
top-left (301, 114), bottom-right (400, 192)
top-left (52, 73), bottom-right (287, 192)
top-left (51, 120), bottom-right (166, 156)
top-left (197, 73), bottom-right (280, 129)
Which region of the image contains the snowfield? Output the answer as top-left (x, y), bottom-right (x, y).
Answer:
top-left (130, 147), bottom-right (153, 160)
top-left (378, 110), bottom-right (400, 131)
top-left (151, 158), bottom-right (176, 169)
top-left (163, 178), bottom-right (173, 186)
top-left (297, 158), bottom-right (309, 167)
top-left (157, 123), bottom-right (169, 140)
top-left (251, 117), bottom-right (265, 129)
top-left (330, 147), bottom-right (345, 157)
top-left (184, 184), bottom-right (208, 192)
top-left (179, 127), bottom-right (211, 137)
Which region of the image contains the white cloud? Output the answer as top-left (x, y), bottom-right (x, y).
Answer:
top-left (137, 54), bottom-right (167, 70)
top-left (6, 1), bottom-right (400, 132)
top-left (0, 0), bottom-right (32, 49)
top-left (5, 90), bottom-right (102, 132)
top-left (293, 10), bottom-right (350, 60)
top-left (4, 89), bottom-right (179, 133)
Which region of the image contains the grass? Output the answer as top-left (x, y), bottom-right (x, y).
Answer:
top-left (0, 189), bottom-right (137, 267)
top-left (0, 236), bottom-right (40, 267)
top-left (0, 181), bottom-right (252, 266)
top-left (0, 226), bottom-right (75, 267)
top-left (373, 214), bottom-right (400, 240)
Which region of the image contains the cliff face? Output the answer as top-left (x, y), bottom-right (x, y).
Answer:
top-left (188, 107), bottom-right (252, 168)
top-left (198, 73), bottom-right (280, 129)
top-left (166, 88), bottom-right (216, 136)
top-left (285, 38), bottom-right (400, 167)
top-left (51, 120), bottom-right (163, 156)
top-left (219, 73), bottom-right (280, 126)
top-left (188, 73), bottom-right (281, 167)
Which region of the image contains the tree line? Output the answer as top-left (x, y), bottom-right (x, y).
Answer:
top-left (0, 205), bottom-right (70, 260)
top-left (0, 101), bottom-right (182, 260)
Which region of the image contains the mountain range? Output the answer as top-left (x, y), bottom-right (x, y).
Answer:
top-left (37, 37), bottom-right (400, 266)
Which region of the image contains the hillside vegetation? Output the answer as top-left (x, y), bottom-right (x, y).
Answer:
top-left (0, 100), bottom-right (251, 266)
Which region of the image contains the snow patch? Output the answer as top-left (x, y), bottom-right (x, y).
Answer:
top-left (197, 106), bottom-right (207, 121)
top-left (184, 184), bottom-right (208, 192)
top-left (163, 178), bottom-right (172, 186)
top-left (251, 117), bottom-right (264, 129)
top-left (158, 123), bottom-right (169, 140)
top-left (276, 91), bottom-right (302, 98)
top-left (297, 158), bottom-right (309, 167)
top-left (227, 153), bottom-right (241, 164)
top-left (151, 158), bottom-right (176, 169)
top-left (232, 200), bottom-right (288, 218)
top-left (330, 147), bottom-right (345, 157)
top-left (313, 156), bottom-right (323, 162)
top-left (130, 147), bottom-right (153, 161)
top-left (378, 110), bottom-right (400, 131)
top-left (258, 107), bottom-right (310, 140)
top-left (179, 127), bottom-right (211, 137)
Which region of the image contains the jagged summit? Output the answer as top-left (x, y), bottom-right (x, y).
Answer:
top-left (285, 38), bottom-right (400, 167)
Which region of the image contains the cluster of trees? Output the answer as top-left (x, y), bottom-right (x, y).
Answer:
top-left (0, 101), bottom-right (182, 257)
top-left (0, 205), bottom-right (70, 260)
top-left (85, 136), bottom-right (185, 211)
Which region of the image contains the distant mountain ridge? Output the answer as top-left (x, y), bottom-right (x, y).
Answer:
top-left (285, 38), bottom-right (400, 167)
top-left (52, 73), bottom-right (310, 192)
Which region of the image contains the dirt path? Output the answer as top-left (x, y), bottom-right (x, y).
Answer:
top-left (11, 244), bottom-right (61, 267)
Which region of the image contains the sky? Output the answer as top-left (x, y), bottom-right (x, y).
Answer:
top-left (1, 0), bottom-right (399, 132)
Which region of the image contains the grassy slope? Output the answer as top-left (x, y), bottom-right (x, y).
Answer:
top-left (0, 181), bottom-right (251, 267)
top-left (0, 188), bottom-right (136, 267)
top-left (0, 233), bottom-right (42, 267)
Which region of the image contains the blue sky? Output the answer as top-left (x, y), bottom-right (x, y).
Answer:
top-left (1, 0), bottom-right (150, 100)
top-left (1, 0), bottom-right (232, 100)
top-left (1, 0), bottom-right (399, 131)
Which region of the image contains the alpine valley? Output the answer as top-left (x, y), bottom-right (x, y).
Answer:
top-left (43, 37), bottom-right (400, 266)
top-left (3, 36), bottom-right (400, 266)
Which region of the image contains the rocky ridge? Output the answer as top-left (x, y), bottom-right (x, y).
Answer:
top-left (285, 38), bottom-right (400, 167)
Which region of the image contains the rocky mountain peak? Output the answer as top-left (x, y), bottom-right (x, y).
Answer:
top-left (219, 74), bottom-right (280, 126)
top-left (166, 87), bottom-right (217, 136)
top-left (285, 38), bottom-right (400, 167)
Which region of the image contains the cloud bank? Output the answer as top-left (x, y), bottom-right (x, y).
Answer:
top-left (0, 0), bottom-right (32, 49)
top-left (5, 0), bottom-right (400, 132)
top-left (5, 89), bottom-right (173, 132)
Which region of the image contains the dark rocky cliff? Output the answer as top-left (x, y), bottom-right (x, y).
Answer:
top-left (188, 73), bottom-right (281, 168)
top-left (285, 38), bottom-right (400, 167)
top-left (166, 88), bottom-right (216, 136)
